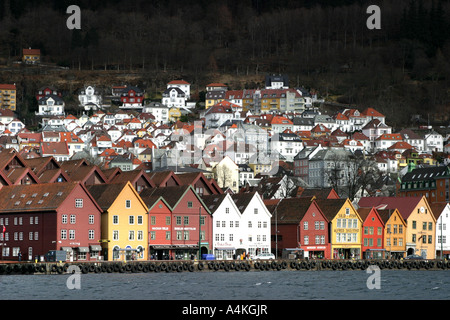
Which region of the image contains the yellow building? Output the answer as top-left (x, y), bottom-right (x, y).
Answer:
top-left (377, 208), bottom-right (407, 259)
top-left (87, 182), bottom-right (149, 261)
top-left (0, 84), bottom-right (17, 111)
top-left (317, 198), bottom-right (363, 259)
top-left (359, 196), bottom-right (436, 259)
top-left (169, 107), bottom-right (182, 122)
top-left (22, 48), bottom-right (41, 64)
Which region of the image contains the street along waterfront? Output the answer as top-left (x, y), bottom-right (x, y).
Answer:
top-left (1, 258), bottom-right (450, 275)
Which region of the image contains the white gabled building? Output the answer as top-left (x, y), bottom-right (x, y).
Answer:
top-left (205, 191), bottom-right (272, 260)
top-left (231, 191), bottom-right (272, 258)
top-left (203, 193), bottom-right (243, 260)
top-left (433, 203), bottom-right (450, 259)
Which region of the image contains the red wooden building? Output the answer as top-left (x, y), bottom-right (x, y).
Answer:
top-left (358, 207), bottom-right (386, 259)
top-left (0, 182), bottom-right (102, 262)
top-left (140, 185), bottom-right (212, 260)
top-left (267, 197), bottom-right (331, 259)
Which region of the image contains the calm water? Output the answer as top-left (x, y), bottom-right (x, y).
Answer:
top-left (1, 269), bottom-right (449, 300)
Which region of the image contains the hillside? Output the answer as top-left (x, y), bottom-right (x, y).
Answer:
top-left (0, 0), bottom-right (449, 128)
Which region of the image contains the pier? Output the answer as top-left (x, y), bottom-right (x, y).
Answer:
top-left (0, 259), bottom-right (448, 275)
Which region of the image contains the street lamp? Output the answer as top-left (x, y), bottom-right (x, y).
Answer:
top-left (198, 207), bottom-right (202, 261)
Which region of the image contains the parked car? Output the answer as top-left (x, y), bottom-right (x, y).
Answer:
top-left (252, 253), bottom-right (275, 260)
top-left (405, 254), bottom-right (424, 260)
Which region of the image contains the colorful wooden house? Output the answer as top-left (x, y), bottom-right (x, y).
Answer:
top-left (0, 182), bottom-right (102, 262)
top-left (140, 185), bottom-right (212, 259)
top-left (359, 196), bottom-right (436, 259)
top-left (316, 198), bottom-right (363, 259)
top-left (377, 208), bottom-right (407, 259)
top-left (87, 182), bottom-right (149, 261)
top-left (357, 207), bottom-right (386, 259)
top-left (22, 48), bottom-right (41, 64)
top-left (267, 197), bottom-right (331, 259)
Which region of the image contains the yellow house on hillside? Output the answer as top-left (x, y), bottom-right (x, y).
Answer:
top-left (87, 181), bottom-right (149, 261)
top-left (316, 198), bottom-right (363, 259)
top-left (0, 84), bottom-right (17, 111)
top-left (169, 107), bottom-right (182, 122)
top-left (22, 48), bottom-right (41, 64)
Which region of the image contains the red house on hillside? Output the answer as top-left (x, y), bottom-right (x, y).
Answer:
top-left (0, 182), bottom-right (102, 262)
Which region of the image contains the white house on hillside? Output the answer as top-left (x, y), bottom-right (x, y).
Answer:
top-left (78, 86), bottom-right (102, 111)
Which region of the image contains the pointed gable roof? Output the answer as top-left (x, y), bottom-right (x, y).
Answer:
top-left (358, 196), bottom-right (424, 220)
top-left (108, 169), bottom-right (156, 188)
top-left (148, 170), bottom-right (182, 187)
top-left (86, 181), bottom-right (147, 211)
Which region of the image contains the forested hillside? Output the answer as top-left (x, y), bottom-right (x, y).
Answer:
top-left (0, 0), bottom-right (449, 127)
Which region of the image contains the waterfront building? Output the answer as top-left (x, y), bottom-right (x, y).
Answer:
top-left (377, 208), bottom-right (407, 259)
top-left (267, 197), bottom-right (331, 259)
top-left (359, 196), bottom-right (436, 259)
top-left (0, 182), bottom-right (103, 262)
top-left (140, 185), bottom-right (213, 260)
top-left (202, 193), bottom-right (243, 260)
top-left (316, 198), bottom-right (363, 259)
top-left (87, 182), bottom-right (149, 261)
top-left (145, 194), bottom-right (174, 260)
top-left (231, 192), bottom-right (272, 258)
top-left (432, 202), bottom-right (450, 259)
top-left (357, 207), bottom-right (385, 259)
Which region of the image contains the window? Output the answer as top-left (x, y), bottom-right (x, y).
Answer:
top-left (113, 215), bottom-right (119, 224)
top-left (88, 230), bottom-right (95, 240)
top-left (61, 229), bottom-right (67, 240)
top-left (150, 216), bottom-right (156, 225)
top-left (70, 215), bottom-right (76, 224)
top-left (187, 201), bottom-right (193, 208)
top-left (75, 199), bottom-right (83, 208)
top-left (89, 215), bottom-right (94, 224)
top-left (62, 215), bottom-right (68, 224)
top-left (129, 216), bottom-right (134, 225)
top-left (184, 216), bottom-right (189, 225)
top-left (176, 216), bottom-right (182, 225)
top-left (113, 230), bottom-right (119, 241)
top-left (166, 216), bottom-right (171, 225)
top-left (125, 200), bottom-right (131, 208)
top-left (254, 208), bottom-right (258, 215)
top-left (69, 230), bottom-right (75, 240)
top-left (303, 221), bottom-right (308, 230)
top-left (138, 231), bottom-right (143, 241)
top-left (129, 231), bottom-right (135, 241)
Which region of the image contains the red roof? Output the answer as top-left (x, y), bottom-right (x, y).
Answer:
top-left (387, 141), bottom-right (414, 150)
top-left (271, 116), bottom-right (293, 125)
top-left (0, 84), bottom-right (16, 90)
top-left (168, 80), bottom-right (190, 85)
top-left (23, 48), bottom-right (40, 55)
top-left (362, 107), bottom-right (385, 118)
top-left (358, 196), bottom-right (424, 220)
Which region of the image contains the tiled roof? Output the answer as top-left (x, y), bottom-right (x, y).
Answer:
top-left (0, 182), bottom-right (80, 212)
top-left (86, 182), bottom-right (129, 210)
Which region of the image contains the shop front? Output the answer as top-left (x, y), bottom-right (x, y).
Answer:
top-left (332, 245), bottom-right (361, 260)
top-left (364, 248), bottom-right (386, 259)
top-left (302, 245), bottom-right (330, 259)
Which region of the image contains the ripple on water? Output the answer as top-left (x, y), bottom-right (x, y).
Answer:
top-left (2, 270), bottom-right (450, 300)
